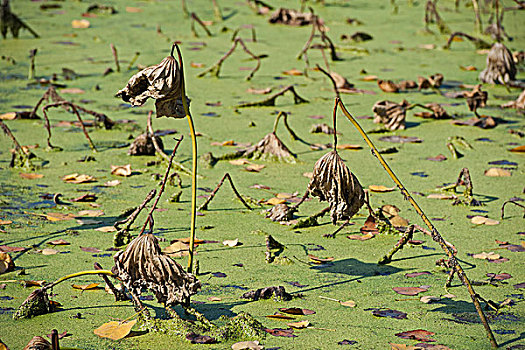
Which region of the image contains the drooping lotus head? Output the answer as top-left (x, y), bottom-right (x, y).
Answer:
top-left (116, 47), bottom-right (189, 118)
top-left (307, 150), bottom-right (364, 224)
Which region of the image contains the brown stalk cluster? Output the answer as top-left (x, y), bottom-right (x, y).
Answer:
top-left (372, 100), bottom-right (410, 131)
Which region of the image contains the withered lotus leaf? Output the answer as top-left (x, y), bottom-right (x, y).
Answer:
top-left (307, 150), bottom-right (364, 224)
top-left (112, 233), bottom-right (200, 307)
top-left (479, 43), bottom-right (516, 84)
top-left (116, 54), bottom-right (188, 118)
top-left (22, 336), bottom-right (51, 350)
top-left (128, 133), bottom-right (164, 156)
top-left (372, 100), bottom-right (409, 131)
top-left (13, 288), bottom-right (55, 320)
top-left (265, 203), bottom-right (296, 222)
top-left (238, 132), bottom-right (296, 163)
top-left (463, 84), bottom-right (488, 114)
top-left (415, 103), bottom-right (450, 119)
top-left (268, 8), bottom-right (316, 26)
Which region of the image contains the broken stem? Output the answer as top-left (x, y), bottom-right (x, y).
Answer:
top-left (44, 270), bottom-right (114, 291)
top-left (212, 0), bottom-right (223, 20)
top-left (110, 43), bottom-right (120, 72)
top-left (378, 225), bottom-right (415, 264)
top-left (190, 12), bottom-right (212, 37)
top-left (198, 173), bottom-right (252, 211)
top-left (501, 200), bottom-right (525, 219)
top-left (28, 49), bottom-right (37, 80)
top-left (317, 64), bottom-right (340, 100)
top-left (127, 52), bottom-right (140, 70)
top-left (237, 85), bottom-right (308, 108)
top-left (147, 111), bottom-right (170, 161)
top-left (174, 43), bottom-right (198, 274)
top-left (337, 97), bottom-right (497, 348)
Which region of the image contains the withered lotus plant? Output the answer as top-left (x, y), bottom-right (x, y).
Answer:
top-left (463, 84), bottom-right (488, 116)
top-left (372, 100), bottom-right (410, 131)
top-left (307, 101), bottom-right (364, 224)
top-left (116, 45), bottom-right (189, 118)
top-left (112, 233), bottom-right (201, 307)
top-left (479, 42), bottom-right (516, 85)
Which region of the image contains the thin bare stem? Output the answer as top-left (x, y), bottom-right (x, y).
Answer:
top-left (444, 31), bottom-right (490, 49)
top-left (212, 0), bottom-right (223, 20)
top-left (237, 85), bottom-right (308, 107)
top-left (94, 262), bottom-right (127, 301)
top-left (147, 111), bottom-right (170, 161)
top-left (332, 97), bottom-right (338, 149)
top-left (501, 200), bottom-right (525, 219)
top-left (378, 225), bottom-right (415, 264)
top-left (198, 173), bottom-right (252, 211)
top-left (337, 97), bottom-right (497, 348)
top-left (28, 49), bottom-right (37, 80)
top-left (317, 64), bottom-right (340, 100)
top-left (472, 0), bottom-right (483, 33)
top-left (44, 270), bottom-right (114, 291)
top-left (191, 12), bottom-right (212, 37)
top-left (110, 43), bottom-right (120, 72)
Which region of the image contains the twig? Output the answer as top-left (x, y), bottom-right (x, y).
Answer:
top-left (181, 0), bottom-right (189, 17)
top-left (324, 219), bottom-right (350, 238)
top-left (94, 262), bottom-right (127, 301)
top-left (113, 189), bottom-right (156, 246)
top-left (191, 12), bottom-right (212, 37)
top-left (198, 173), bottom-right (252, 211)
top-left (212, 0), bottom-right (223, 20)
top-left (237, 85), bottom-right (308, 108)
top-left (273, 111), bottom-right (303, 142)
top-left (139, 136), bottom-right (184, 235)
top-left (147, 111), bottom-right (170, 161)
top-left (42, 101), bottom-right (97, 152)
top-left (127, 52), bottom-right (140, 70)
top-left (28, 49), bottom-right (37, 80)
top-left (198, 37), bottom-right (261, 80)
top-left (316, 64), bottom-right (340, 100)
top-left (444, 31), bottom-right (491, 49)
top-left (378, 225), bottom-right (415, 264)
top-left (297, 13), bottom-right (340, 62)
top-left (472, 0), bottom-right (483, 33)
top-left (337, 97), bottom-right (498, 348)
top-left (501, 200), bottom-right (525, 219)
top-left (0, 120), bottom-right (35, 168)
top-left (110, 43), bottom-right (120, 72)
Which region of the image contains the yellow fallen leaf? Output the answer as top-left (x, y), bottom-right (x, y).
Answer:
top-left (207, 296), bottom-right (222, 302)
top-left (427, 193), bottom-right (456, 200)
top-left (72, 19), bottom-right (90, 28)
top-left (111, 164), bottom-right (132, 177)
top-left (360, 75), bottom-right (378, 81)
top-left (0, 220), bottom-right (12, 225)
top-left (471, 216), bottom-right (500, 226)
top-left (72, 282), bottom-right (100, 291)
top-left (0, 112), bottom-right (17, 120)
top-left (94, 319), bottom-right (137, 340)
top-left (229, 158), bottom-right (251, 166)
top-left (19, 173), bottom-right (44, 179)
top-left (41, 248), bottom-right (59, 255)
top-left (45, 212), bottom-right (76, 222)
top-left (282, 68), bottom-right (303, 76)
top-left (472, 252), bottom-right (501, 260)
top-left (223, 239), bottom-right (240, 247)
top-left (95, 226), bottom-right (117, 232)
top-left (484, 168), bottom-right (511, 177)
top-left (368, 185), bottom-right (396, 193)
top-left (265, 198), bottom-right (286, 205)
top-left (245, 164), bottom-right (265, 172)
top-left (339, 300), bottom-right (356, 307)
top-left (509, 145), bottom-right (525, 153)
top-left (336, 144), bottom-right (362, 150)
top-left (484, 218), bottom-right (499, 226)
top-left (222, 140), bottom-right (236, 146)
top-left (125, 6), bottom-right (143, 12)
top-left (390, 215), bottom-right (409, 227)
top-left (460, 65), bottom-right (477, 71)
top-left (276, 193), bottom-right (294, 199)
top-left (287, 320), bottom-right (310, 329)
top-left (62, 173), bottom-right (96, 184)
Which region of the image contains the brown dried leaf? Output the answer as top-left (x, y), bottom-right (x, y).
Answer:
top-left (347, 233), bottom-right (375, 241)
top-left (392, 286), bottom-right (428, 296)
top-left (62, 173), bottom-right (96, 184)
top-left (509, 145), bottom-right (525, 153)
top-left (377, 80), bottom-right (399, 93)
top-left (245, 164), bottom-right (265, 172)
top-left (395, 329), bottom-right (435, 342)
top-left (372, 100), bottom-right (409, 130)
top-left (95, 226), bottom-right (117, 232)
top-left (287, 320), bottom-right (310, 329)
top-left (283, 68), bottom-right (303, 76)
top-left (72, 283), bottom-right (100, 291)
top-left (279, 307), bottom-right (316, 315)
top-left (339, 300), bottom-right (356, 307)
top-left (307, 151), bottom-right (365, 224)
top-left (265, 313), bottom-right (295, 320)
top-left (484, 168), bottom-right (511, 177)
top-left (71, 19), bottom-right (90, 28)
top-left (77, 210), bottom-right (104, 217)
top-left (47, 239), bottom-right (70, 246)
top-left (23, 336), bottom-right (51, 350)
top-left (307, 254), bottom-right (334, 264)
top-left (45, 212), bottom-right (76, 222)
top-left (0, 252), bottom-right (15, 274)
top-left (111, 164), bottom-right (132, 177)
top-left (19, 173), bottom-right (44, 179)
top-left (94, 319), bottom-right (137, 340)
top-left (472, 251), bottom-right (501, 260)
top-left (369, 185), bottom-right (395, 192)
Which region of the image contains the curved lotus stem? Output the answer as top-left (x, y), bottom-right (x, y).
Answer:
top-left (44, 270), bottom-right (114, 290)
top-left (173, 43), bottom-right (198, 273)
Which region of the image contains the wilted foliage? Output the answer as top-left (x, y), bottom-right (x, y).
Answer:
top-left (372, 100), bottom-right (409, 130)
top-left (479, 43), bottom-right (516, 84)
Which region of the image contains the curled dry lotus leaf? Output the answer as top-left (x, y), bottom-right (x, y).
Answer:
top-left (307, 150), bottom-right (365, 224)
top-left (265, 203), bottom-right (296, 222)
top-left (128, 133), bottom-right (164, 156)
top-left (116, 55), bottom-right (189, 118)
top-left (463, 85), bottom-right (488, 113)
top-left (269, 8), bottom-right (316, 26)
top-left (479, 43), bottom-right (516, 84)
top-left (372, 100), bottom-right (409, 131)
top-left (14, 288), bottom-right (55, 320)
top-left (112, 233), bottom-right (201, 307)
top-left (502, 89), bottom-right (525, 109)
top-left (239, 132), bottom-right (296, 163)
top-left (22, 336), bottom-right (51, 350)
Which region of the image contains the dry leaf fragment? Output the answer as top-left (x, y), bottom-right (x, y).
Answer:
top-left (509, 145), bottom-right (525, 153)
top-left (19, 173), bottom-right (43, 179)
top-left (95, 226), bottom-right (117, 232)
top-left (339, 300), bottom-right (356, 307)
top-left (392, 286), bottom-right (428, 296)
top-left (336, 144), bottom-right (362, 150)
top-left (395, 329), bottom-right (435, 342)
top-left (283, 68), bottom-right (303, 76)
top-left (44, 212), bottom-right (76, 222)
top-left (94, 319), bottom-right (137, 340)
top-left (287, 320), bottom-right (310, 329)
top-left (41, 248), bottom-right (59, 255)
top-left (426, 193), bottom-right (456, 200)
top-left (77, 210), bottom-right (104, 217)
top-left (368, 185), bottom-right (396, 193)
top-left (472, 252), bottom-right (501, 260)
top-left (47, 239), bottom-right (70, 246)
top-left (471, 216), bottom-right (499, 225)
top-left (223, 239), bottom-right (240, 247)
top-left (265, 198), bottom-right (286, 206)
top-left (104, 180), bottom-right (120, 187)
top-left (245, 164), bottom-right (265, 172)
top-left (231, 340), bottom-right (264, 350)
top-left (347, 233), bottom-right (374, 240)
top-left (484, 168), bottom-right (511, 177)
top-left (0, 220), bottom-right (12, 225)
top-left (307, 150), bottom-right (365, 224)
top-left (71, 19), bottom-right (90, 28)
top-left (307, 254), bottom-right (334, 264)
top-left (229, 158), bottom-right (251, 166)
top-left (361, 75), bottom-right (378, 81)
top-left (372, 100), bottom-right (409, 130)
top-left (460, 65), bottom-right (477, 71)
top-left (62, 173), bottom-right (95, 184)
top-left (377, 80), bottom-right (399, 93)
top-left (265, 313), bottom-right (295, 320)
top-left (207, 296), bottom-right (222, 301)
top-left (111, 164), bottom-right (132, 177)
top-left (420, 295), bottom-right (441, 304)
top-left (72, 283), bottom-right (100, 291)
top-left (279, 307), bottom-right (315, 315)
top-left (0, 252), bottom-right (15, 274)
top-left (125, 6), bottom-right (143, 13)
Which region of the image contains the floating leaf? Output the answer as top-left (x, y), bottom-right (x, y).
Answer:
top-left (484, 168), bottom-right (511, 177)
top-left (336, 144), bottom-right (362, 150)
top-left (347, 233), bottom-right (374, 241)
top-left (223, 239), bottom-right (240, 247)
top-left (207, 296), bottom-right (222, 302)
top-left (371, 308), bottom-right (407, 319)
top-left (393, 286), bottom-right (428, 296)
top-left (47, 239), bottom-right (70, 246)
top-left (265, 313), bottom-right (295, 320)
top-left (487, 273), bottom-right (512, 280)
top-left (44, 212), bottom-right (76, 222)
top-left (80, 246), bottom-right (101, 253)
top-left (339, 300), bottom-right (356, 307)
top-left (61, 88), bottom-right (85, 94)
top-left (72, 283), bottom-right (100, 291)
top-left (104, 180), bottom-right (121, 187)
top-left (509, 145), bottom-right (525, 153)
top-left (41, 248), bottom-right (59, 255)
top-left (231, 340), bottom-right (264, 350)
top-left (111, 164), bottom-right (132, 177)
top-left (265, 198), bottom-right (286, 205)
top-left (77, 210), bottom-right (104, 217)
top-left (71, 194), bottom-right (97, 202)
top-left (71, 19), bottom-right (90, 28)
top-left (125, 6), bottom-right (143, 13)
top-left (229, 158), bottom-right (251, 166)
top-left (0, 245), bottom-right (26, 253)
top-left (245, 164), bottom-right (265, 172)
top-left (369, 185), bottom-right (396, 193)
top-left (19, 173), bottom-right (44, 179)
top-left (279, 307), bottom-right (315, 315)
top-left (405, 272), bottom-right (431, 278)
top-left (420, 296), bottom-right (441, 304)
top-left (395, 329), bottom-right (435, 342)
top-left (472, 252), bottom-right (501, 260)
top-left (264, 328), bottom-right (296, 337)
top-left (307, 254), bottom-right (334, 264)
top-left (62, 173), bottom-right (96, 184)
top-left (283, 68), bottom-right (303, 76)
top-left (471, 216), bottom-right (499, 225)
top-left (287, 320), bottom-right (310, 329)
top-left (95, 226), bottom-right (117, 232)
top-left (427, 193), bottom-right (456, 200)
top-left (378, 135), bottom-right (422, 143)
top-left (186, 332), bottom-right (217, 344)
top-left (94, 319), bottom-right (137, 340)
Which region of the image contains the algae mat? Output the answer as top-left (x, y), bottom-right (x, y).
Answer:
top-left (1, 0), bottom-right (524, 349)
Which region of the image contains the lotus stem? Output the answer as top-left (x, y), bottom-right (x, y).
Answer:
top-left (336, 97), bottom-right (497, 348)
top-left (173, 43), bottom-right (198, 274)
top-left (44, 270), bottom-right (114, 290)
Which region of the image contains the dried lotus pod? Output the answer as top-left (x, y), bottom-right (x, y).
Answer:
top-left (128, 133), bottom-right (164, 156)
top-left (463, 85), bottom-right (487, 116)
top-left (116, 50), bottom-right (189, 119)
top-left (112, 233), bottom-right (201, 307)
top-left (479, 43), bottom-right (516, 84)
top-left (372, 100), bottom-right (409, 130)
top-left (307, 150), bottom-right (364, 224)
top-left (377, 79), bottom-right (399, 93)
top-left (23, 336), bottom-right (51, 350)
top-left (238, 132), bottom-right (296, 163)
